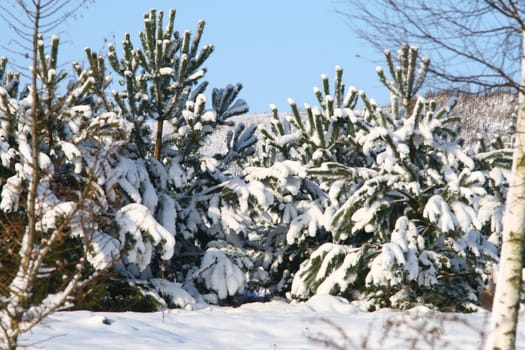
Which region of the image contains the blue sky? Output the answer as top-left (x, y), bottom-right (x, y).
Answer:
top-left (0, 1), bottom-right (389, 113)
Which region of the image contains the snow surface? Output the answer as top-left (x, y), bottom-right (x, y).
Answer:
top-left (17, 295), bottom-right (525, 349)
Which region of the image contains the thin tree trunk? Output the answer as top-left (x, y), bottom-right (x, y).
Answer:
top-left (485, 29), bottom-right (525, 350)
top-left (4, 2), bottom-right (43, 348)
top-left (27, 1), bottom-right (41, 273)
top-left (153, 76), bottom-right (165, 161)
top-left (154, 119), bottom-right (163, 160)
top-left (2, 3), bottom-right (43, 348)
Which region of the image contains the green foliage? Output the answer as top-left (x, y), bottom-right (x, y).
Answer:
top-left (259, 66), bottom-right (363, 168)
top-left (108, 9), bottom-right (223, 159)
top-left (290, 243), bottom-right (367, 300)
top-left (377, 45), bottom-right (429, 114)
top-left (31, 236), bottom-right (88, 303)
top-left (74, 278), bottom-right (162, 312)
top-left (0, 211), bottom-right (25, 296)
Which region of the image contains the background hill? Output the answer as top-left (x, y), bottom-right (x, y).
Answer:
top-left (427, 90), bottom-right (517, 148)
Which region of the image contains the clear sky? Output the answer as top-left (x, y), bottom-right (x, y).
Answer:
top-left (0, 0), bottom-right (389, 113)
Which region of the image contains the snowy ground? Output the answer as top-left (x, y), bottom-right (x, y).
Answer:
top-left (18, 295), bottom-right (525, 350)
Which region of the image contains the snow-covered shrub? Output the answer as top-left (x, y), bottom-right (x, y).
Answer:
top-left (289, 46), bottom-right (510, 310)
top-left (105, 9), bottom-right (262, 304)
top-left (198, 248), bottom-right (245, 301)
top-left (233, 160), bottom-right (329, 294)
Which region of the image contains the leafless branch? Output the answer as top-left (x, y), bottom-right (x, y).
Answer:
top-left (335, 0), bottom-right (523, 95)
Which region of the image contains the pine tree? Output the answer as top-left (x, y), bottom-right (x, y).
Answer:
top-left (267, 46), bottom-right (511, 310)
top-left (104, 9), bottom-right (265, 304)
top-left (241, 67), bottom-right (369, 295)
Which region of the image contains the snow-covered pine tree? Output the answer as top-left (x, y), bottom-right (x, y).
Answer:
top-left (0, 16), bottom-right (123, 348)
top-left (105, 9), bottom-right (266, 305)
top-left (240, 67), bottom-right (372, 295)
top-left (289, 46), bottom-right (511, 310)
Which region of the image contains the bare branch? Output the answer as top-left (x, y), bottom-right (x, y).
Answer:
top-left (0, 0), bottom-right (94, 62)
top-left (336, 0), bottom-right (522, 95)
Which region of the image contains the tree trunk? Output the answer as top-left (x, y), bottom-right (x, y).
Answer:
top-left (485, 29), bottom-right (525, 350)
top-left (154, 119), bottom-right (163, 160)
